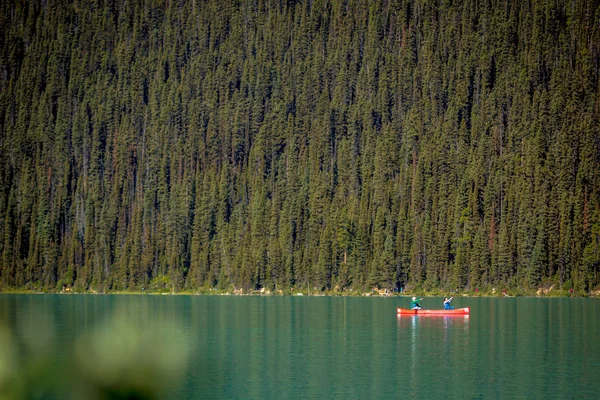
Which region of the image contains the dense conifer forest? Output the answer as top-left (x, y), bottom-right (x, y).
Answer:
top-left (1, 0), bottom-right (599, 294)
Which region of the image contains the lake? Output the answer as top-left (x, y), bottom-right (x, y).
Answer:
top-left (0, 295), bottom-right (598, 399)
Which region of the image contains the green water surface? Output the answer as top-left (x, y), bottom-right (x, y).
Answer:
top-left (1, 295), bottom-right (598, 399)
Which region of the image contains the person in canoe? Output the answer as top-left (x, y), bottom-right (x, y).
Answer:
top-left (443, 297), bottom-right (454, 310)
top-left (410, 297), bottom-right (423, 310)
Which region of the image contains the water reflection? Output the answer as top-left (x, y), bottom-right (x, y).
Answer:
top-left (397, 314), bottom-right (470, 329)
top-left (397, 314), bottom-right (470, 345)
top-left (2, 295), bottom-right (599, 399)
top-left (395, 313), bottom-right (471, 395)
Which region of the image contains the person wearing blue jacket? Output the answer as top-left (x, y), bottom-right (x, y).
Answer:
top-left (443, 297), bottom-right (454, 310)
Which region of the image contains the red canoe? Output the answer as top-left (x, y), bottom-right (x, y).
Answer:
top-left (396, 307), bottom-right (470, 316)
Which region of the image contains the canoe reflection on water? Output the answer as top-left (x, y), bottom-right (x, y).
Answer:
top-left (396, 312), bottom-right (470, 335)
top-left (397, 311), bottom-right (471, 355)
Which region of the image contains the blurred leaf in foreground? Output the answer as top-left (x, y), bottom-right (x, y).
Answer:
top-left (72, 313), bottom-right (189, 400)
top-left (0, 313), bottom-right (189, 400)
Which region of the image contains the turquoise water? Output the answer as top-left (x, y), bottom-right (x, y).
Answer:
top-left (1, 295), bottom-right (599, 399)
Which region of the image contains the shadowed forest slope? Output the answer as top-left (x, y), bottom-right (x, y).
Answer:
top-left (1, 0), bottom-right (599, 293)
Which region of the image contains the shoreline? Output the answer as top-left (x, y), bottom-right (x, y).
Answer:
top-left (0, 288), bottom-right (596, 298)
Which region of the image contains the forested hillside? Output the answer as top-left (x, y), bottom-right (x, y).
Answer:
top-left (1, 0), bottom-right (599, 294)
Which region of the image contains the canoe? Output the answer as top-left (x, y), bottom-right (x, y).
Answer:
top-left (396, 307), bottom-right (470, 316)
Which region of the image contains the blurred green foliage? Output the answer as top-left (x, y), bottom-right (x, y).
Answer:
top-left (0, 315), bottom-right (188, 400)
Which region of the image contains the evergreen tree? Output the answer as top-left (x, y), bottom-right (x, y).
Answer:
top-left (0, 0), bottom-right (598, 294)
